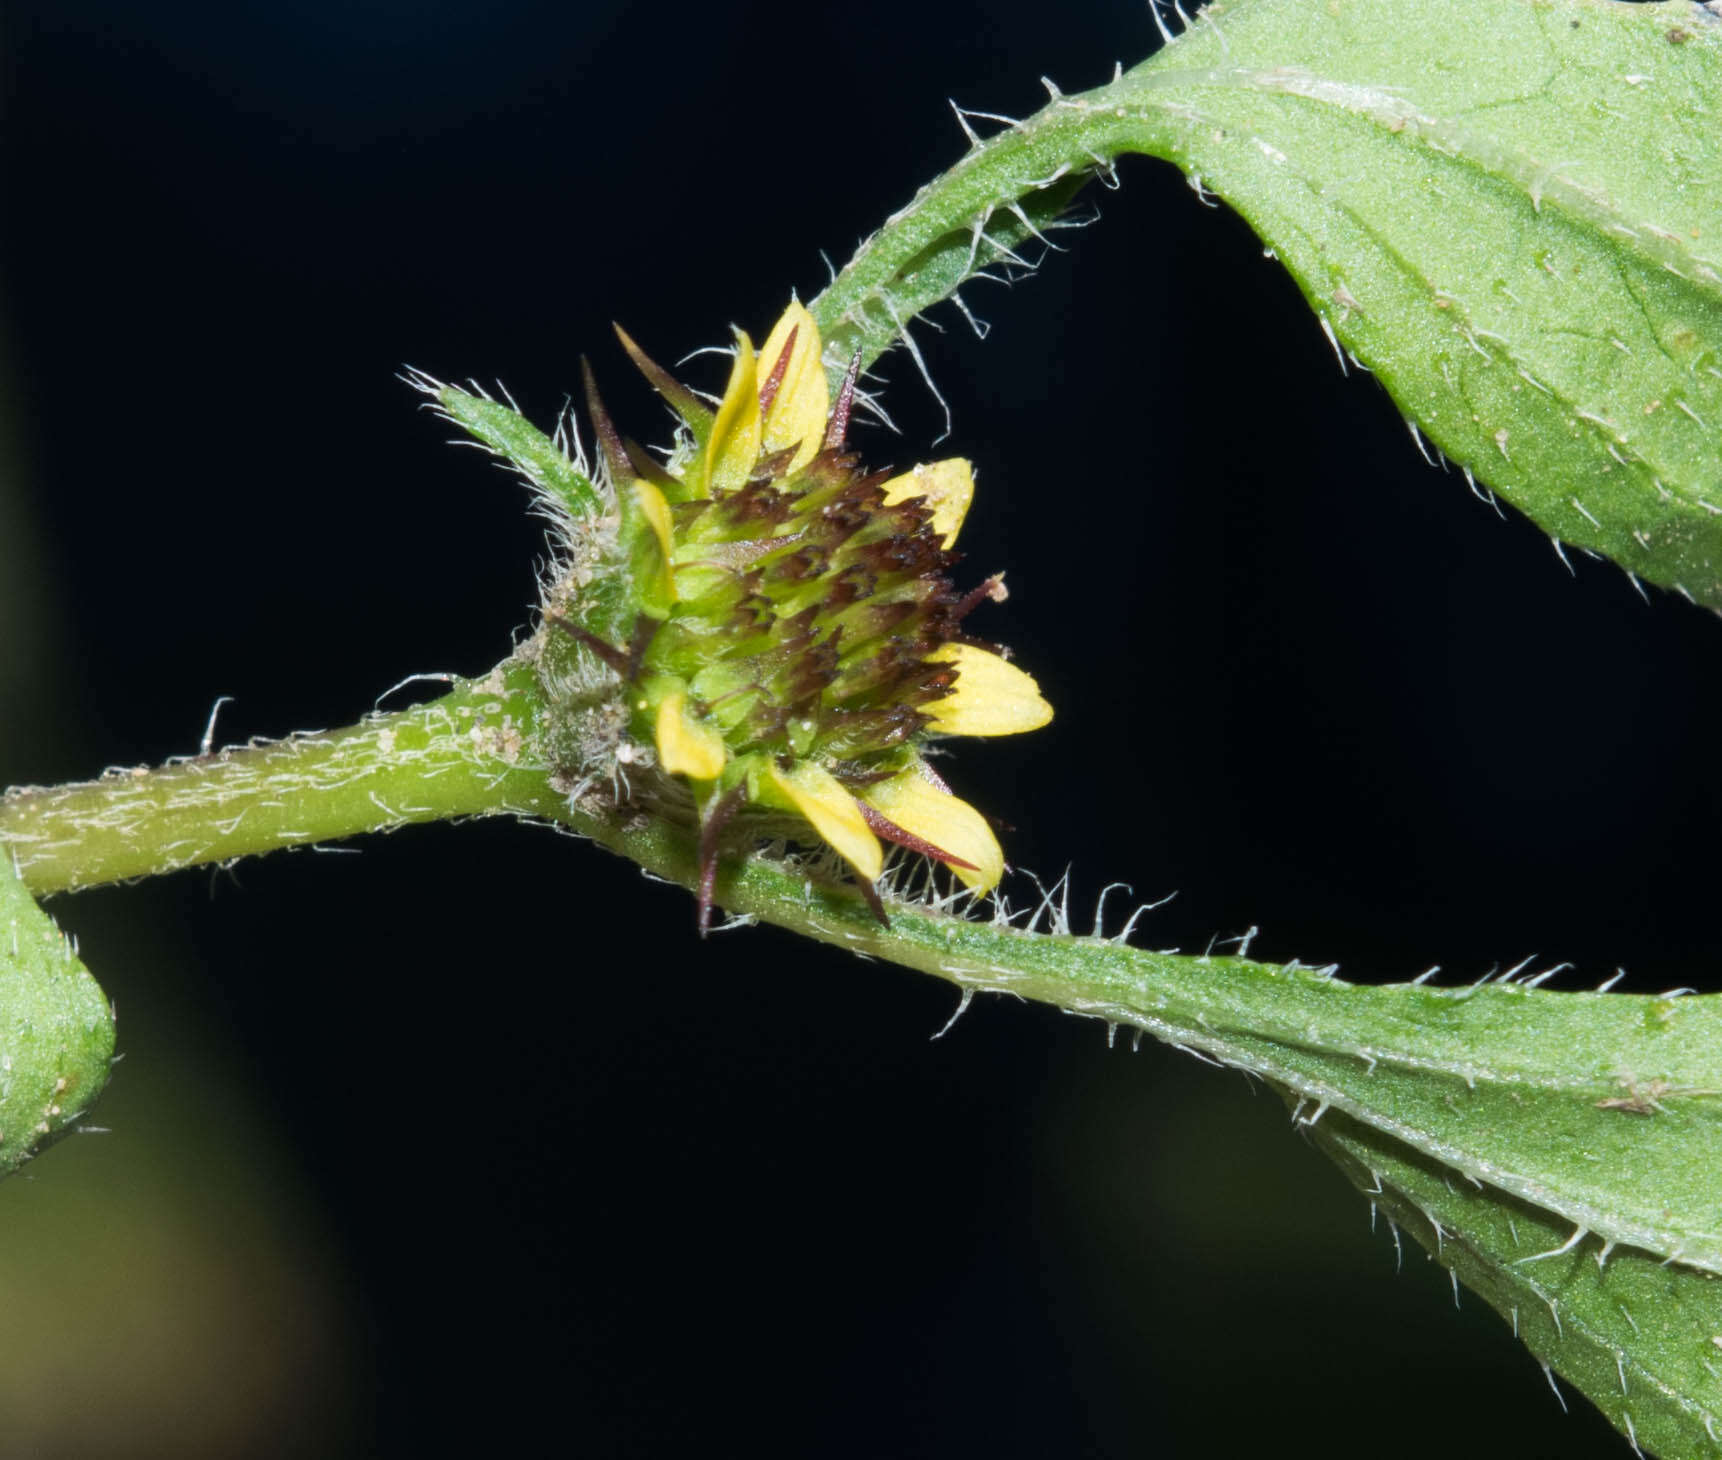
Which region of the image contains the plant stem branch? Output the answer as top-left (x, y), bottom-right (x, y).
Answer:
top-left (1, 665), bottom-right (555, 895)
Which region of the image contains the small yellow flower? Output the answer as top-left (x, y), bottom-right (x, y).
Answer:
top-left (573, 300), bottom-right (1052, 930)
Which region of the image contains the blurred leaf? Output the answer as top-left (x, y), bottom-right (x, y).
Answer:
top-left (0, 854), bottom-right (114, 1176)
top-left (0, 300), bottom-right (56, 771)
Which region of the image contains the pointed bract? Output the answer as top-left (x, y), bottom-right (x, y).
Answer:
top-left (579, 357), bottom-right (634, 487)
top-left (695, 783), bottom-right (748, 938)
top-left (823, 349), bottom-right (862, 451)
top-left (614, 323), bottom-right (714, 451)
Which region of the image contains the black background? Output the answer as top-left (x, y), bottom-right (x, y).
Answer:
top-left (2, 1), bottom-right (1714, 1456)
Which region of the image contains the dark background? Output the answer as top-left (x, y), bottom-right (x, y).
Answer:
top-left (0, 1), bottom-right (1712, 1456)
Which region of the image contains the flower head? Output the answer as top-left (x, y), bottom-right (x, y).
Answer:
top-left (566, 301), bottom-right (1050, 930)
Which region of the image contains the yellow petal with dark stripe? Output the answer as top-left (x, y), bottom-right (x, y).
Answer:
top-left (757, 301), bottom-right (828, 474)
top-left (863, 766), bottom-right (1004, 891)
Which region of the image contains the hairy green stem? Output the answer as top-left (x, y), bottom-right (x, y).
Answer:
top-left (7, 661), bottom-right (1719, 1262)
top-left (1, 669), bottom-right (551, 894)
top-left (808, 69), bottom-right (1187, 381)
top-left (7, 664), bottom-right (1720, 1449)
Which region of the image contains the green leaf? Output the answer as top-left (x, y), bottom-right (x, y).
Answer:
top-left (1176, 972), bottom-right (1722, 1276)
top-left (835, 900), bottom-right (1722, 1272)
top-left (1130, 0), bottom-right (1722, 602)
top-left (422, 381), bottom-right (648, 644)
top-left (563, 819), bottom-right (1722, 1453)
top-left (0, 856), bottom-right (115, 1178)
top-left (1314, 1108), bottom-right (1722, 1458)
top-left (421, 378), bottom-right (606, 526)
top-left (812, 0), bottom-right (1722, 603)
top-left (717, 871), bottom-right (1722, 1451)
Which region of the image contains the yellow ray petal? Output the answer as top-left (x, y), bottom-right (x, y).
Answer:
top-left (925, 644), bottom-right (1052, 736)
top-left (757, 300), bottom-right (828, 474)
top-left (862, 765), bottom-right (1004, 891)
top-left (629, 478), bottom-right (677, 606)
top-left (765, 761), bottom-right (883, 882)
top-left (632, 479), bottom-right (675, 563)
top-left (880, 458), bottom-right (975, 549)
top-left (654, 689), bottom-right (727, 780)
top-left (703, 331), bottom-right (762, 497)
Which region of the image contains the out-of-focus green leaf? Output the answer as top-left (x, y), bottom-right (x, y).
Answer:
top-left (0, 856), bottom-right (114, 1177)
